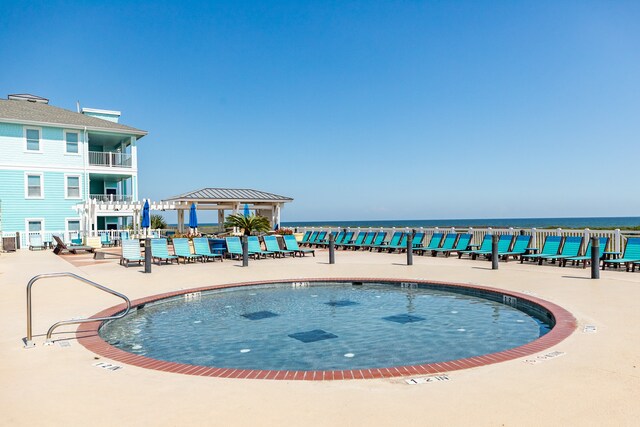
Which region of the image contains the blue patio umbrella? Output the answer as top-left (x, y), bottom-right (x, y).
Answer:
top-left (189, 203), bottom-right (198, 233)
top-left (141, 200), bottom-right (150, 235)
top-left (243, 203), bottom-right (250, 218)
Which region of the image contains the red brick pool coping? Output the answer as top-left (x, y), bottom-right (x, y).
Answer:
top-left (77, 278), bottom-right (576, 380)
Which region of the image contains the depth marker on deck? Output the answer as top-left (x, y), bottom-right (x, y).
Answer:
top-left (405, 374), bottom-right (450, 385)
top-left (93, 362), bottom-right (123, 371)
top-left (583, 325), bottom-right (597, 333)
top-left (523, 351), bottom-right (566, 365)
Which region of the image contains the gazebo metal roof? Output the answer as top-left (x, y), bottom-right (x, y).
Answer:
top-left (163, 188), bottom-right (293, 203)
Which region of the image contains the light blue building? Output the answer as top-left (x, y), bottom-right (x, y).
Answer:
top-left (0, 94), bottom-right (147, 246)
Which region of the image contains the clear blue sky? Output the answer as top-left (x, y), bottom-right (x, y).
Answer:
top-left (2, 1), bottom-right (639, 222)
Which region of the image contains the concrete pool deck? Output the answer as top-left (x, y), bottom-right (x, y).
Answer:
top-left (1, 248), bottom-right (639, 426)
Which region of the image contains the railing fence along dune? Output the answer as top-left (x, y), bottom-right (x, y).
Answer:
top-left (294, 226), bottom-right (635, 253)
top-left (4, 226), bottom-right (639, 253)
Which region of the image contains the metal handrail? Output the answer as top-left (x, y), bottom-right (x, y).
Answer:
top-left (25, 272), bottom-right (131, 347)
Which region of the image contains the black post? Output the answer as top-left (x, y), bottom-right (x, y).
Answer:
top-left (491, 234), bottom-right (499, 270)
top-left (591, 237), bottom-right (600, 279)
top-left (144, 237), bottom-right (152, 273)
top-left (242, 236), bottom-right (249, 267)
top-left (407, 233), bottom-right (413, 265)
top-left (329, 233), bottom-right (335, 264)
top-left (16, 232), bottom-right (21, 250)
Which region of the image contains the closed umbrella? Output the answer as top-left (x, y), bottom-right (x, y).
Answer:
top-left (141, 200), bottom-right (150, 236)
top-left (243, 203), bottom-right (250, 218)
top-left (189, 203), bottom-right (198, 234)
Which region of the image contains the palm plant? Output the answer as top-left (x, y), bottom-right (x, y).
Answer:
top-left (224, 213), bottom-right (271, 236)
top-left (150, 214), bottom-right (168, 229)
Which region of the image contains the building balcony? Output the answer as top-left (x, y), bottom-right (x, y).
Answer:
top-left (88, 151), bottom-right (132, 168)
top-left (90, 193), bottom-right (133, 203)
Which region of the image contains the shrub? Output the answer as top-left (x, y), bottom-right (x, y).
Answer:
top-left (275, 228), bottom-right (293, 235)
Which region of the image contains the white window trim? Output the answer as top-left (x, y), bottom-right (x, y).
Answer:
top-left (64, 174), bottom-right (82, 199)
top-left (65, 217), bottom-right (82, 233)
top-left (25, 218), bottom-right (45, 235)
top-left (64, 130), bottom-right (81, 155)
top-left (24, 126), bottom-right (43, 153)
top-left (24, 172), bottom-right (45, 199)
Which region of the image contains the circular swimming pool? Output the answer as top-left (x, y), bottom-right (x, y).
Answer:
top-left (80, 279), bottom-right (575, 379)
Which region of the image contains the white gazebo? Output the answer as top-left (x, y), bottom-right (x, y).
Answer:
top-left (162, 188), bottom-right (293, 233)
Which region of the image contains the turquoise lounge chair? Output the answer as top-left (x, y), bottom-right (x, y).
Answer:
top-left (362, 232), bottom-right (387, 250)
top-left (299, 231), bottom-right (312, 245)
top-left (150, 238), bottom-right (178, 265)
top-left (225, 237), bottom-right (258, 260)
top-left (416, 233), bottom-right (444, 255)
top-left (29, 234), bottom-right (45, 251)
top-left (563, 237), bottom-right (608, 268)
top-left (318, 231), bottom-right (343, 248)
top-left (411, 232), bottom-right (426, 248)
top-left (248, 236), bottom-right (276, 259)
top-left (283, 235), bottom-right (315, 257)
top-left (497, 235), bottom-right (531, 261)
top-left (100, 232), bottom-right (114, 247)
top-left (342, 232), bottom-right (372, 250)
top-left (385, 233), bottom-right (409, 252)
top-left (458, 234), bottom-right (491, 259)
top-left (472, 234), bottom-right (513, 260)
top-left (173, 238), bottom-right (201, 263)
top-left (120, 239), bottom-right (143, 267)
top-left (374, 232), bottom-right (404, 252)
top-left (193, 237), bottom-right (223, 262)
top-left (303, 231), bottom-right (319, 247)
top-left (436, 233), bottom-right (472, 258)
top-left (264, 235), bottom-right (296, 257)
top-left (336, 231), bottom-right (361, 249)
top-left (312, 231), bottom-right (328, 247)
top-left (603, 237), bottom-right (640, 271)
top-left (429, 233), bottom-right (458, 257)
top-left (538, 236), bottom-right (582, 266)
top-left (520, 236), bottom-right (563, 264)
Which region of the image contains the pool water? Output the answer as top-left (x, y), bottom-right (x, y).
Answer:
top-left (100, 282), bottom-right (551, 371)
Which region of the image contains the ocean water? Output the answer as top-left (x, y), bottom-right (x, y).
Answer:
top-left (180, 217), bottom-right (640, 230)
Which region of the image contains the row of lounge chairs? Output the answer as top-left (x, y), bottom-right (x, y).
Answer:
top-left (120, 235), bottom-right (315, 267)
top-left (120, 237), bottom-right (222, 266)
top-left (299, 229), bottom-right (637, 269)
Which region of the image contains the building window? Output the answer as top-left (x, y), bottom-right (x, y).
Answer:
top-left (26, 174), bottom-right (43, 198)
top-left (66, 132), bottom-right (79, 153)
top-left (67, 220), bottom-right (81, 232)
top-left (66, 175), bottom-right (81, 198)
top-left (28, 220), bottom-right (42, 232)
top-left (67, 219), bottom-right (81, 240)
top-left (26, 128), bottom-right (40, 151)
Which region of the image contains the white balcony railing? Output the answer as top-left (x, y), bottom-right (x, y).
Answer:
top-left (88, 151), bottom-right (132, 168)
top-left (90, 194), bottom-right (133, 203)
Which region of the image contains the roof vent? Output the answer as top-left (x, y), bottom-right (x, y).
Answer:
top-left (81, 108), bottom-right (121, 123)
top-left (8, 94), bottom-right (49, 104)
